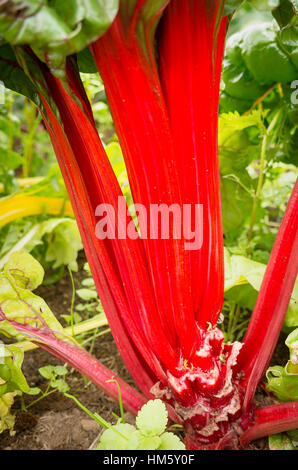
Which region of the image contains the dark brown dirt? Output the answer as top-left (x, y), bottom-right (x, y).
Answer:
top-left (0, 252), bottom-right (288, 450)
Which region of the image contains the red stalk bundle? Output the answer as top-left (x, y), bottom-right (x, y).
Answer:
top-left (2, 0), bottom-right (298, 449)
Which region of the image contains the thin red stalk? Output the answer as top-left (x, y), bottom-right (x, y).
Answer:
top-left (65, 58), bottom-right (95, 126)
top-left (158, 0), bottom-right (226, 330)
top-left (237, 179), bottom-right (298, 409)
top-left (91, 7), bottom-right (198, 361)
top-left (0, 307), bottom-right (146, 416)
top-left (240, 402), bottom-right (298, 448)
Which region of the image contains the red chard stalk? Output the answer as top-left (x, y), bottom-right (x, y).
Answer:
top-left (158, 0), bottom-right (226, 328)
top-left (91, 2), bottom-right (198, 361)
top-left (237, 179), bottom-right (298, 409)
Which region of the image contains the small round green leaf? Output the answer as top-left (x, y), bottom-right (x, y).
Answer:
top-left (136, 399), bottom-right (168, 437)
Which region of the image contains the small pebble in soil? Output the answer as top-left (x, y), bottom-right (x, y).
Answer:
top-left (80, 419), bottom-right (100, 432)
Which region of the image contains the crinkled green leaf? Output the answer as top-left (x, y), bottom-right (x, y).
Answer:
top-left (224, 249), bottom-right (267, 292)
top-left (266, 329), bottom-right (298, 402)
top-left (0, 0), bottom-right (119, 75)
top-left (0, 344), bottom-right (29, 396)
top-left (266, 365), bottom-right (298, 401)
top-left (286, 329), bottom-right (298, 365)
top-left (224, 249), bottom-right (298, 327)
top-left (0, 218), bottom-right (83, 273)
top-left (240, 23), bottom-right (296, 84)
top-left (4, 250), bottom-right (44, 290)
top-left (269, 432), bottom-right (296, 449)
top-left (136, 399), bottom-right (168, 437)
top-left (221, 19), bottom-right (297, 111)
top-left (253, 24), bottom-right (293, 81)
top-left (0, 251), bottom-right (65, 338)
top-left (38, 219), bottom-right (83, 271)
top-left (218, 111), bottom-right (264, 144)
top-left (0, 388), bottom-right (16, 435)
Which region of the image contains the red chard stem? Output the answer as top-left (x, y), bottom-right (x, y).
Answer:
top-left (237, 179), bottom-right (298, 409)
top-left (240, 402), bottom-right (298, 448)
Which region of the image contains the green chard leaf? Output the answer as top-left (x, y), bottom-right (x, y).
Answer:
top-left (266, 365), bottom-right (298, 401)
top-left (0, 388), bottom-right (16, 435)
top-left (0, 250), bottom-right (67, 338)
top-left (266, 328), bottom-right (298, 402)
top-left (0, 344), bottom-right (29, 396)
top-left (221, 17), bottom-right (298, 111)
top-left (224, 249), bottom-right (298, 328)
top-left (0, 44), bottom-right (41, 105)
top-left (0, 0), bottom-right (119, 75)
top-left (286, 329), bottom-right (298, 365)
top-left (4, 250), bottom-right (44, 290)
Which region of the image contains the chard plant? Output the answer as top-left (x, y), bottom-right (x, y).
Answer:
top-left (0, 0), bottom-right (297, 449)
